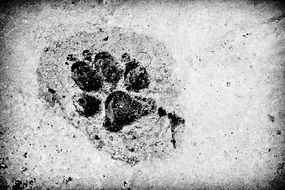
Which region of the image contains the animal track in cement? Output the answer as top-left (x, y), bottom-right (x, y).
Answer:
top-left (37, 27), bottom-right (186, 165)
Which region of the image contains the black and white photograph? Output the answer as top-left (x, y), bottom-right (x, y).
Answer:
top-left (0, 0), bottom-right (285, 189)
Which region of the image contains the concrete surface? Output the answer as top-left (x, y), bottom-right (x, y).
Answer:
top-left (0, 0), bottom-right (285, 189)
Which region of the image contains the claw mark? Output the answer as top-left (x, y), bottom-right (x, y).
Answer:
top-left (268, 114), bottom-right (275, 122)
top-left (168, 112), bottom-right (185, 149)
top-left (154, 107), bottom-right (185, 149)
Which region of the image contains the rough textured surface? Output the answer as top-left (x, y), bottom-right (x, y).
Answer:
top-left (0, 0), bottom-right (285, 189)
top-left (35, 26), bottom-right (183, 166)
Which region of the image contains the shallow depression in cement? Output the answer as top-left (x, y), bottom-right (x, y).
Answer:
top-left (36, 27), bottom-right (186, 165)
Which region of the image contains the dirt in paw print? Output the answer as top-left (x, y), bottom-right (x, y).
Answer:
top-left (73, 93), bottom-right (101, 117)
top-left (71, 61), bottom-right (103, 91)
top-left (37, 27), bottom-right (186, 165)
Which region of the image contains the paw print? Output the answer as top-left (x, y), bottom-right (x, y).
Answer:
top-left (37, 29), bottom-right (186, 165)
top-left (73, 93), bottom-right (101, 117)
top-left (71, 61), bottom-right (103, 91)
top-left (68, 50), bottom-right (156, 133)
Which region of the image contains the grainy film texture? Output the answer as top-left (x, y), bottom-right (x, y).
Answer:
top-left (0, 0), bottom-right (285, 189)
